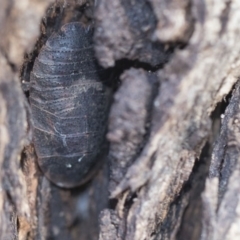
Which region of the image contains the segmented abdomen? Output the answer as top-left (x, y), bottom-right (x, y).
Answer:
top-left (30, 22), bottom-right (110, 188)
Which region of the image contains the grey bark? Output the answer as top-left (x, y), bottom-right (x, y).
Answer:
top-left (0, 0), bottom-right (240, 240)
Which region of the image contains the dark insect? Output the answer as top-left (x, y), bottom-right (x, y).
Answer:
top-left (30, 22), bottom-right (111, 188)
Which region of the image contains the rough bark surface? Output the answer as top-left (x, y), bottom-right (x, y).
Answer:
top-left (94, 0), bottom-right (172, 68)
top-left (107, 68), bottom-right (158, 193)
top-left (0, 0), bottom-right (52, 239)
top-left (0, 0), bottom-right (240, 240)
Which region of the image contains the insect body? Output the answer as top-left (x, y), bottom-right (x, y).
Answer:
top-left (30, 22), bottom-right (110, 188)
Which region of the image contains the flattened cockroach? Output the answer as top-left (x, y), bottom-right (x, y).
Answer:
top-left (30, 22), bottom-right (111, 188)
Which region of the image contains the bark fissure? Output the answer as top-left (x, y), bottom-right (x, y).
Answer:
top-left (1, 0), bottom-right (240, 239)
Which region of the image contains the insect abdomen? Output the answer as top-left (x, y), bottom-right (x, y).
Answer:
top-left (30, 22), bottom-right (110, 188)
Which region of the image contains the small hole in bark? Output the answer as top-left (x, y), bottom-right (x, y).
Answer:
top-left (210, 83), bottom-right (234, 143)
top-left (109, 198), bottom-right (118, 209)
top-left (124, 193), bottom-right (137, 209)
top-left (114, 59), bottom-right (163, 75)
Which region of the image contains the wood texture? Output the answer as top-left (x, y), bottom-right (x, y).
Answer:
top-left (1, 0), bottom-right (240, 239)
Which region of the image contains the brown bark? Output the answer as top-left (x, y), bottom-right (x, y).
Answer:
top-left (1, 0), bottom-right (240, 240)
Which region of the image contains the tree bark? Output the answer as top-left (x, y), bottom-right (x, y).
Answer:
top-left (1, 0), bottom-right (240, 240)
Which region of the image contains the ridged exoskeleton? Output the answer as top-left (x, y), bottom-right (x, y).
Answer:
top-left (30, 22), bottom-right (111, 188)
